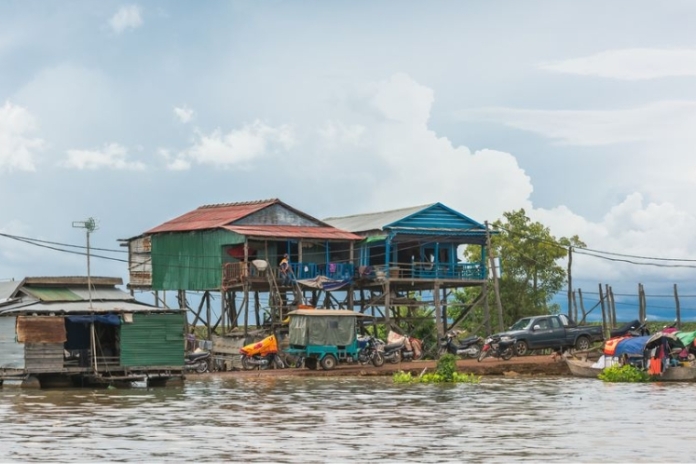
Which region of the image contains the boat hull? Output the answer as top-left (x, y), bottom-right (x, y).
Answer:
top-left (565, 359), bottom-right (602, 378)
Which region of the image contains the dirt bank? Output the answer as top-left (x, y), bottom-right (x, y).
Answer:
top-left (190, 355), bottom-right (571, 380)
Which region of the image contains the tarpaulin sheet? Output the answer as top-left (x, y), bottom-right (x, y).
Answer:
top-left (66, 314), bottom-right (121, 325)
top-left (613, 336), bottom-right (650, 357)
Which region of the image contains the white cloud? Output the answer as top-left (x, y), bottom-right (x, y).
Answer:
top-left (313, 73), bottom-right (534, 222)
top-left (181, 120), bottom-right (295, 168)
top-left (0, 101), bottom-right (44, 172)
top-left (540, 48), bottom-right (696, 80)
top-left (158, 147), bottom-right (190, 171)
top-left (62, 143), bottom-right (146, 170)
top-left (173, 106), bottom-right (194, 124)
top-left (108, 5), bottom-right (143, 34)
top-left (463, 100), bottom-right (696, 146)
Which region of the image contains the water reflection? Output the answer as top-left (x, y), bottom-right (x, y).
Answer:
top-left (1, 376), bottom-right (694, 462)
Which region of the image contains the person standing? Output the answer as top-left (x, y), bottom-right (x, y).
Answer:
top-left (279, 253), bottom-right (291, 285)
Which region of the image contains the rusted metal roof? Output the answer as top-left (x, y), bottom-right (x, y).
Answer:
top-left (223, 225), bottom-right (362, 241)
top-left (0, 300), bottom-right (170, 315)
top-left (24, 276), bottom-right (123, 286)
top-left (17, 317), bottom-right (67, 343)
top-left (0, 280), bottom-right (21, 303)
top-left (147, 199), bottom-right (279, 233)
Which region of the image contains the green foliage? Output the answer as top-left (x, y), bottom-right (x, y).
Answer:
top-left (598, 364), bottom-right (650, 383)
top-left (392, 354), bottom-right (481, 384)
top-left (453, 208), bottom-right (586, 330)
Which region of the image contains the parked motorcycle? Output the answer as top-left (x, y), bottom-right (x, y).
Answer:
top-left (239, 334), bottom-right (286, 370)
top-left (383, 331), bottom-right (424, 364)
top-left (477, 335), bottom-right (516, 362)
top-left (185, 350), bottom-right (211, 373)
top-left (439, 330), bottom-right (482, 359)
top-left (609, 320), bottom-right (649, 338)
top-left (357, 335), bottom-right (385, 367)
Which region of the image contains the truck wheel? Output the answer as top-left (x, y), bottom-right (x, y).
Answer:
top-left (575, 336), bottom-right (590, 351)
top-left (515, 340), bottom-right (529, 357)
top-left (320, 354), bottom-right (337, 370)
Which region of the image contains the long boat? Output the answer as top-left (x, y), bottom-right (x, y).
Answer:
top-left (565, 357), bottom-right (696, 381)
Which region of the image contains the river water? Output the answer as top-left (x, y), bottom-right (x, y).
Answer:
top-left (1, 376), bottom-right (693, 462)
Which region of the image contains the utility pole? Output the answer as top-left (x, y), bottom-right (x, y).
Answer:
top-left (73, 217), bottom-right (98, 309)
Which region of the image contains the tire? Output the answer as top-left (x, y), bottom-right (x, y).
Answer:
top-left (413, 349), bottom-right (425, 361)
top-left (273, 356), bottom-right (286, 369)
top-left (575, 336), bottom-right (591, 351)
top-left (320, 354), bottom-right (337, 370)
top-left (305, 357), bottom-right (318, 370)
top-left (477, 350), bottom-right (488, 362)
top-left (388, 350), bottom-right (402, 364)
top-left (515, 340), bottom-right (529, 357)
top-left (467, 344), bottom-right (481, 359)
top-left (371, 351), bottom-right (385, 367)
top-left (501, 347), bottom-right (514, 361)
top-left (241, 355), bottom-right (255, 370)
top-left (195, 360), bottom-right (209, 373)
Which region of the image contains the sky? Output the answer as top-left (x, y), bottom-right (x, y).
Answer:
top-left (1, 1), bottom-right (696, 321)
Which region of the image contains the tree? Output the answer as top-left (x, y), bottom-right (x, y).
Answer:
top-left (454, 209), bottom-right (585, 332)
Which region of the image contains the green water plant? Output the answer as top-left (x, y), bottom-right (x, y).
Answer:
top-left (393, 354), bottom-right (481, 384)
top-left (598, 364), bottom-right (650, 383)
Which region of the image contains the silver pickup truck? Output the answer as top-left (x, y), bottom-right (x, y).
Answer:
top-left (495, 314), bottom-right (604, 356)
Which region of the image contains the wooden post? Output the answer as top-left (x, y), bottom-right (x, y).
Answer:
top-left (638, 283), bottom-right (646, 323)
top-left (205, 291), bottom-right (212, 340)
top-left (485, 221), bottom-right (504, 331)
top-left (567, 247), bottom-right (573, 318)
top-left (599, 284), bottom-right (607, 339)
top-left (578, 289), bottom-right (586, 324)
top-left (433, 282), bottom-right (443, 342)
top-left (384, 281), bottom-right (391, 325)
top-left (674, 283), bottom-right (681, 329)
top-left (604, 284), bottom-right (613, 328)
top-left (482, 282), bottom-right (492, 335)
top-left (609, 286), bottom-right (616, 328)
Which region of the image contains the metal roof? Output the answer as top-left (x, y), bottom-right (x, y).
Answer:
top-left (324, 204), bottom-right (434, 233)
top-left (0, 280), bottom-right (21, 302)
top-left (147, 199), bottom-right (279, 233)
top-left (0, 300), bottom-right (173, 315)
top-left (223, 225), bottom-right (362, 241)
top-left (287, 309), bottom-right (369, 317)
top-left (22, 287), bottom-right (83, 302)
top-left (24, 276), bottom-right (123, 286)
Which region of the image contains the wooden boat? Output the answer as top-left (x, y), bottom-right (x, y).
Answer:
top-left (565, 358), bottom-right (602, 378)
top-left (655, 366), bottom-right (696, 381)
top-left (566, 357), bottom-right (696, 381)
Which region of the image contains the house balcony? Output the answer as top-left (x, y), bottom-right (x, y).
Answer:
top-left (222, 260), bottom-right (485, 289)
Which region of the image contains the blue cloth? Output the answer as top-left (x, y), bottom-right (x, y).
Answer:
top-left (66, 314), bottom-right (121, 325)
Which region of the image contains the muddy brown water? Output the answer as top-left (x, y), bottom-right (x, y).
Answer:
top-left (1, 368), bottom-right (695, 463)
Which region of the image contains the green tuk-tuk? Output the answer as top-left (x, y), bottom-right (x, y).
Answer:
top-left (285, 309), bottom-right (365, 370)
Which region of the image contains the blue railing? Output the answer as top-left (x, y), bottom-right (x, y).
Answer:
top-left (409, 262), bottom-right (486, 280)
top-left (290, 262), bottom-right (355, 280)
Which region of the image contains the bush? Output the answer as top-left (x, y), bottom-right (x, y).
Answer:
top-left (393, 353), bottom-right (481, 384)
top-left (598, 364), bottom-right (650, 383)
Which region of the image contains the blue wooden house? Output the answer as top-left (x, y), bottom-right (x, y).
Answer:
top-left (324, 202), bottom-right (490, 284)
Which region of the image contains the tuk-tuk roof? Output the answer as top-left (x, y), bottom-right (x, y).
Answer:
top-left (287, 309), bottom-right (369, 317)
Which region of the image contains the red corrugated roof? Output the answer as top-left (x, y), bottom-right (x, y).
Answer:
top-left (223, 225), bottom-right (362, 241)
top-left (147, 199), bottom-right (278, 233)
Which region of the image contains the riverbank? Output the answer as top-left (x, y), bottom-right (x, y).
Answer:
top-left (191, 354), bottom-right (570, 380)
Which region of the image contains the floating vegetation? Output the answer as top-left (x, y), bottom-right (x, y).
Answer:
top-left (598, 364), bottom-right (650, 383)
top-left (393, 354), bottom-right (481, 384)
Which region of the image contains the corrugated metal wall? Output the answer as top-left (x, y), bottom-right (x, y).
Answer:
top-left (0, 317), bottom-right (24, 369)
top-left (120, 313), bottom-right (185, 367)
top-left (25, 343), bottom-right (63, 371)
top-left (151, 229), bottom-right (244, 290)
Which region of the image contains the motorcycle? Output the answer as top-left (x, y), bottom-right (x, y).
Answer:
top-left (383, 331), bottom-right (424, 364)
top-left (477, 335), bottom-right (516, 362)
top-left (609, 320), bottom-right (649, 338)
top-left (185, 350), bottom-right (211, 373)
top-left (357, 335), bottom-right (385, 367)
top-left (439, 330), bottom-right (482, 359)
top-left (239, 334), bottom-right (286, 370)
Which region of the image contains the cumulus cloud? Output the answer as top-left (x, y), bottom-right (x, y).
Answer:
top-left (157, 147), bottom-right (190, 171)
top-left (62, 143), bottom-right (146, 170)
top-left (333, 74), bottom-right (534, 220)
top-left (173, 106), bottom-right (194, 123)
top-left (108, 5), bottom-right (143, 34)
top-left (318, 120), bottom-right (365, 148)
top-left (0, 101), bottom-right (44, 172)
top-left (178, 120), bottom-right (295, 168)
top-left (540, 48), bottom-right (696, 80)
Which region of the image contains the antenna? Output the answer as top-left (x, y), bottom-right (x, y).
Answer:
top-left (72, 217), bottom-right (98, 309)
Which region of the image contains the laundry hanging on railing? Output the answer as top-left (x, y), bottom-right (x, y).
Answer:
top-left (296, 275), bottom-right (352, 291)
